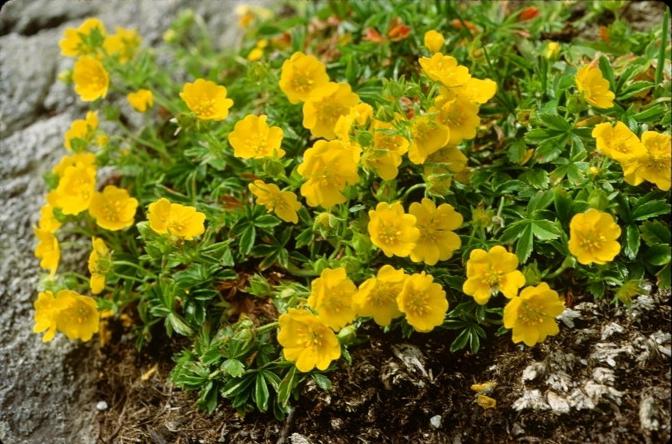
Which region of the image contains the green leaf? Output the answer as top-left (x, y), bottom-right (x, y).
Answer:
top-left (645, 244), bottom-right (671, 266)
top-left (657, 263), bottom-right (671, 289)
top-left (598, 55), bottom-right (616, 93)
top-left (516, 224), bottom-right (534, 263)
top-left (277, 367), bottom-right (297, 409)
top-left (531, 220), bottom-right (562, 241)
top-left (619, 81), bottom-right (654, 100)
top-left (538, 113), bottom-right (571, 132)
top-left (450, 328), bottom-right (470, 352)
top-left (311, 373), bottom-right (332, 391)
top-left (167, 313), bottom-right (194, 336)
top-left (640, 220), bottom-right (671, 246)
top-left (254, 372), bottom-right (270, 412)
top-left (239, 225), bottom-right (256, 256)
top-left (221, 359), bottom-right (245, 378)
top-left (632, 199), bottom-right (671, 221)
top-left (520, 169), bottom-right (550, 189)
top-left (624, 225), bottom-right (640, 259)
top-left (254, 214), bottom-right (281, 228)
top-left (499, 221), bottom-right (528, 243)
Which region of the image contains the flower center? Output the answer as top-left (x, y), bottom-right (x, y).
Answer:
top-left (518, 300), bottom-right (545, 325)
top-left (378, 223), bottom-right (401, 246)
top-left (194, 99), bottom-right (215, 117)
top-left (291, 73), bottom-right (315, 93)
top-left (579, 231), bottom-right (605, 252)
top-left (405, 290), bottom-right (429, 317)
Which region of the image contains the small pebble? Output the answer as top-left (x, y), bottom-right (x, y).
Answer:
top-left (429, 414), bottom-right (442, 429)
top-left (96, 400), bottom-right (108, 411)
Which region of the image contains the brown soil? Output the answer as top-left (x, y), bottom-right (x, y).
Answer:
top-left (97, 290), bottom-right (671, 444)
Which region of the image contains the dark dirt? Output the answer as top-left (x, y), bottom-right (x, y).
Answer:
top-left (97, 289), bottom-right (671, 444)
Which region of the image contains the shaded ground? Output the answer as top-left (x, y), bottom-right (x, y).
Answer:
top-left (97, 290), bottom-right (671, 443)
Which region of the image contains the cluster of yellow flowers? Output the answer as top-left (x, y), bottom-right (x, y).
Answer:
top-left (278, 265), bottom-right (449, 372)
top-left (59, 18), bottom-right (141, 102)
top-left (33, 290), bottom-right (100, 342)
top-left (593, 122), bottom-right (671, 191)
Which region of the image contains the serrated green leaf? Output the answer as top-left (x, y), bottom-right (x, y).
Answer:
top-left (239, 225), bottom-right (256, 256)
top-left (532, 220), bottom-right (562, 240)
top-left (221, 359), bottom-right (245, 378)
top-left (516, 224), bottom-right (534, 263)
top-left (254, 372), bottom-right (270, 412)
top-left (624, 225), bottom-right (640, 259)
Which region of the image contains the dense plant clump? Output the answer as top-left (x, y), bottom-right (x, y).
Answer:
top-left (32, 1), bottom-right (670, 418)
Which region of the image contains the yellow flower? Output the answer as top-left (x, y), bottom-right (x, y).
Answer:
top-left (354, 265), bottom-right (406, 327)
top-left (409, 198), bottom-right (462, 265)
top-left (423, 30), bottom-right (445, 53)
top-left (33, 291), bottom-right (59, 342)
top-left (591, 122), bottom-right (646, 162)
top-left (463, 246), bottom-right (526, 304)
top-left (298, 139), bottom-right (360, 208)
top-left (180, 79), bottom-right (234, 121)
top-left (64, 111), bottom-right (99, 151)
top-left (59, 18), bottom-right (106, 57)
top-left (127, 89), bottom-right (154, 112)
top-left (72, 56), bottom-right (109, 102)
top-left (236, 5), bottom-right (256, 28)
top-left (277, 308), bottom-right (341, 372)
top-left (88, 185), bottom-right (138, 231)
top-left (503, 282), bottom-right (564, 347)
top-left (432, 94), bottom-right (480, 145)
top-left (368, 201), bottom-right (420, 257)
top-left (423, 145), bottom-right (468, 194)
top-left (53, 290), bottom-right (100, 341)
top-left (147, 197), bottom-right (206, 240)
top-left (307, 267), bottom-right (358, 331)
top-left (543, 41), bottom-right (561, 59)
top-left (439, 78), bottom-right (498, 105)
top-left (88, 237), bottom-right (110, 294)
top-left (303, 82), bottom-right (360, 139)
top-left (397, 272), bottom-right (448, 332)
top-left (362, 120), bottom-right (409, 180)
top-left (408, 115), bottom-right (450, 164)
top-left (576, 64), bottom-right (615, 109)
top-left (38, 203), bottom-right (61, 233)
top-left (419, 53), bottom-right (471, 88)
top-left (103, 27), bottom-right (141, 63)
top-left (568, 209), bottom-right (621, 265)
top-left (228, 114), bottom-right (285, 159)
top-left (334, 103), bottom-right (373, 143)
top-left (48, 163), bottom-right (96, 215)
top-left (34, 228), bottom-right (60, 275)
top-left (248, 180), bottom-right (302, 223)
top-left (52, 152), bottom-right (96, 177)
top-left (279, 52), bottom-right (330, 104)
top-left (622, 131), bottom-right (671, 191)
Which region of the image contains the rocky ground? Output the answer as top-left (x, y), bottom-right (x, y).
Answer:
top-left (1, 1), bottom-right (670, 443)
top-left (0, 1), bottom-right (250, 442)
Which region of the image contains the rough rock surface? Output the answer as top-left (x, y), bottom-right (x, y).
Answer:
top-left (0, 1), bottom-right (248, 442)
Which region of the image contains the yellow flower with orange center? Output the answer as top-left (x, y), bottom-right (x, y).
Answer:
top-left (354, 265), bottom-right (407, 327)
top-left (147, 197), bottom-right (206, 240)
top-left (88, 185), bottom-right (138, 231)
top-left (127, 89), bottom-right (154, 112)
top-left (568, 209), bottom-right (621, 265)
top-left (228, 114), bottom-right (285, 159)
top-left (279, 52), bottom-right (330, 104)
top-left (408, 198), bottom-right (463, 265)
top-left (503, 283), bottom-right (564, 347)
top-left (432, 94), bottom-right (480, 145)
top-left (367, 201), bottom-right (420, 258)
top-left (592, 121), bottom-right (646, 162)
top-left (48, 163), bottom-right (97, 215)
top-left (64, 111), bottom-right (99, 151)
top-left (277, 308), bottom-right (341, 372)
top-left (303, 82), bottom-right (360, 139)
top-left (408, 115), bottom-right (450, 164)
top-left (307, 267), bottom-right (358, 331)
top-left (576, 63), bottom-right (615, 109)
top-left (463, 246), bottom-right (526, 304)
top-left (180, 79), bottom-right (234, 121)
top-left (622, 131), bottom-right (671, 191)
top-left (34, 228), bottom-right (60, 276)
top-left (34, 290), bottom-right (100, 342)
top-left (397, 272), bottom-right (448, 332)
top-left (298, 139), bottom-right (360, 208)
top-left (72, 56), bottom-right (109, 102)
top-left (248, 180), bottom-right (302, 223)
top-left (103, 27), bottom-right (141, 63)
top-left (59, 18), bottom-right (106, 57)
